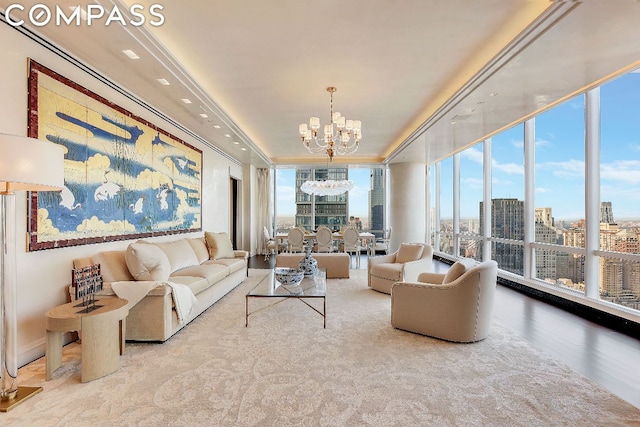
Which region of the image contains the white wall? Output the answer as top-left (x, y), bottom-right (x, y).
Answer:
top-left (0, 24), bottom-right (248, 366)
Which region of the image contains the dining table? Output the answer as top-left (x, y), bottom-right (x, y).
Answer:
top-left (275, 230), bottom-right (377, 256)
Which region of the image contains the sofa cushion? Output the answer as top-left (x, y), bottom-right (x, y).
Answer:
top-left (370, 262), bottom-right (403, 281)
top-left (204, 257), bottom-right (245, 274)
top-left (125, 243), bottom-right (171, 281)
top-left (443, 258), bottom-right (477, 283)
top-left (396, 243), bottom-right (424, 264)
top-left (205, 232), bottom-right (235, 259)
top-left (168, 275), bottom-right (211, 296)
top-left (154, 239), bottom-right (199, 273)
top-left (188, 237), bottom-right (210, 264)
top-left (171, 263), bottom-right (230, 288)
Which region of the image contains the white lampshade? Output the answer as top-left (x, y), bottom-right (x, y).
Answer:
top-left (0, 134), bottom-right (65, 192)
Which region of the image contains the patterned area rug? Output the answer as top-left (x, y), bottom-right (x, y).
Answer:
top-left (6, 269), bottom-right (640, 426)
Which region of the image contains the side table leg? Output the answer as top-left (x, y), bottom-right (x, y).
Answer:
top-left (45, 330), bottom-right (63, 380)
top-left (119, 317), bottom-right (126, 355)
top-left (81, 310), bottom-right (121, 383)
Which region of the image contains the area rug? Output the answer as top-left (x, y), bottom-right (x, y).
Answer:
top-left (5, 269), bottom-right (640, 426)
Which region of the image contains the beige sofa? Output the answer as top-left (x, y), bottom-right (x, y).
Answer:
top-left (73, 233), bottom-right (248, 342)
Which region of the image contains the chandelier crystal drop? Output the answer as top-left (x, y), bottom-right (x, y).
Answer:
top-left (300, 179), bottom-right (354, 196)
top-left (298, 87), bottom-right (362, 162)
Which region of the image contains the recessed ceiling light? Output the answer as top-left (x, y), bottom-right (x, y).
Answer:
top-left (157, 78), bottom-right (170, 86)
top-left (199, 113), bottom-right (208, 118)
top-left (181, 98), bottom-right (192, 104)
top-left (233, 141), bottom-right (240, 145)
top-left (241, 147), bottom-right (247, 151)
top-left (122, 49), bottom-right (140, 60)
top-left (224, 134), bottom-right (231, 138)
top-left (213, 125), bottom-right (221, 129)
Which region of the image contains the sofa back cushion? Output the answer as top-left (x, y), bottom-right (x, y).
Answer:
top-left (442, 257), bottom-right (477, 283)
top-left (93, 251), bottom-right (135, 282)
top-left (154, 239), bottom-right (199, 272)
top-left (188, 237), bottom-right (210, 264)
top-left (395, 243), bottom-right (424, 264)
top-left (205, 232), bottom-right (235, 260)
top-left (125, 242), bottom-right (171, 281)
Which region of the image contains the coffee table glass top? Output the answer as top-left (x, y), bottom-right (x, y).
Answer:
top-left (248, 268), bottom-right (326, 298)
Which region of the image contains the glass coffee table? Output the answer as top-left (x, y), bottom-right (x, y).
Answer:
top-left (246, 268), bottom-right (327, 328)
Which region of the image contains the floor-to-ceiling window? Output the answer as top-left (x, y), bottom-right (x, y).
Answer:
top-left (533, 95), bottom-right (586, 291)
top-left (439, 157), bottom-right (454, 255)
top-left (599, 70), bottom-right (640, 310)
top-left (488, 124), bottom-right (525, 275)
top-left (275, 168), bottom-right (296, 231)
top-left (274, 166), bottom-right (386, 234)
top-left (459, 144), bottom-right (484, 261)
top-left (428, 67), bottom-right (640, 318)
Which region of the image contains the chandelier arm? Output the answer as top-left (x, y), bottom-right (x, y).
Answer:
top-left (299, 86), bottom-right (361, 161)
top-left (335, 140), bottom-right (360, 155)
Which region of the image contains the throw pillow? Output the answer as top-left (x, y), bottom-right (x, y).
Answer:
top-left (154, 239), bottom-right (199, 272)
top-left (442, 257), bottom-right (477, 283)
top-left (188, 237), bottom-right (210, 264)
top-left (125, 242), bottom-right (171, 281)
top-left (205, 231), bottom-right (235, 260)
top-left (395, 243), bottom-right (424, 263)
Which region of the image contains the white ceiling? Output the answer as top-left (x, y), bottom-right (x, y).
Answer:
top-left (2, 1), bottom-right (640, 168)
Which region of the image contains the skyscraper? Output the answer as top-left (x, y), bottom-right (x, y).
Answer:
top-left (479, 198), bottom-right (524, 275)
top-left (600, 201), bottom-right (615, 224)
top-left (369, 169), bottom-right (385, 237)
top-left (295, 168), bottom-right (349, 230)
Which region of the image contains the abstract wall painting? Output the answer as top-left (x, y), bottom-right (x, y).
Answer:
top-left (27, 60), bottom-right (202, 251)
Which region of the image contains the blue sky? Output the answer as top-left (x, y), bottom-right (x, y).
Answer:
top-left (277, 71), bottom-right (640, 221)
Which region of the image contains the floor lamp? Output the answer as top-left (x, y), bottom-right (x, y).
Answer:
top-left (0, 134), bottom-right (64, 412)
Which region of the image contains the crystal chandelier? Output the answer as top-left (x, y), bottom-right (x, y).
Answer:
top-left (298, 87), bottom-right (362, 162)
top-left (300, 179), bottom-right (354, 196)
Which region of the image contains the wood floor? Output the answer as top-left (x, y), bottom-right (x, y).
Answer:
top-left (249, 253), bottom-right (640, 409)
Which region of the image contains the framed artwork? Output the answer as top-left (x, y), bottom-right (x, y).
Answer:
top-left (27, 60), bottom-right (202, 251)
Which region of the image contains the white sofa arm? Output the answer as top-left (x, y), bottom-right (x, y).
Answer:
top-left (234, 250), bottom-right (249, 260)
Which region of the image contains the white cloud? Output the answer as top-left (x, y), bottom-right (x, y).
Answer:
top-left (461, 177), bottom-right (483, 189)
top-left (535, 138), bottom-right (551, 148)
top-left (492, 159), bottom-right (524, 175)
top-left (537, 159), bottom-right (584, 179)
top-left (460, 147), bottom-right (483, 163)
top-left (536, 187), bottom-right (551, 193)
top-left (601, 160), bottom-right (640, 184)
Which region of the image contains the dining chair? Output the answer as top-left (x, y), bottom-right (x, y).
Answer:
top-left (315, 226), bottom-right (335, 253)
top-left (263, 226), bottom-right (277, 261)
top-left (287, 227), bottom-right (305, 253)
top-left (342, 226), bottom-right (362, 268)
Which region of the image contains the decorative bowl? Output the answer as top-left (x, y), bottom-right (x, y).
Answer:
top-left (274, 267), bottom-right (304, 288)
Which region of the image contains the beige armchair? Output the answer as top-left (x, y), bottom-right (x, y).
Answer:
top-left (368, 243), bottom-right (433, 294)
top-left (390, 259), bottom-right (498, 343)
